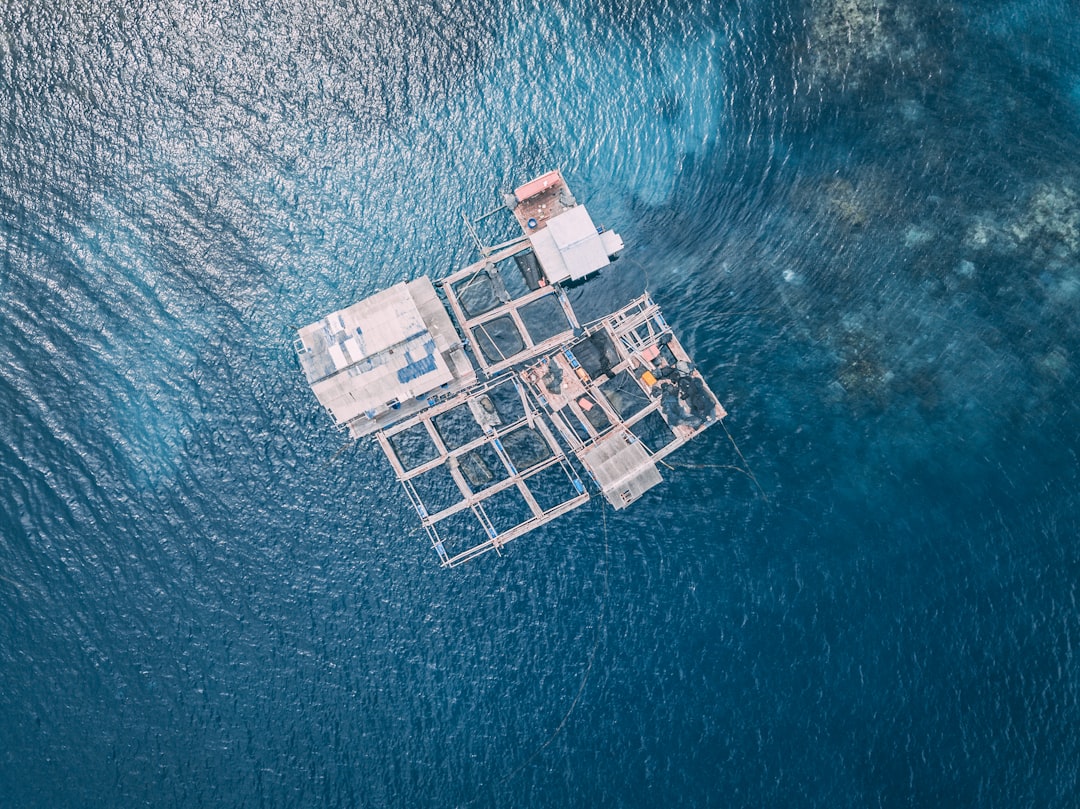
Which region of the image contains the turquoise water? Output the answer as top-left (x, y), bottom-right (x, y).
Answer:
top-left (2, 1), bottom-right (1078, 806)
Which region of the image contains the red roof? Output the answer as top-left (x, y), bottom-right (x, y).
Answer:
top-left (514, 170), bottom-right (562, 203)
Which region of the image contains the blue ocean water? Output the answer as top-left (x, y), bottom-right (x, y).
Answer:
top-left (2, 0), bottom-right (1078, 806)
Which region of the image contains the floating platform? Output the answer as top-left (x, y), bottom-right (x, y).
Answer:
top-left (296, 171), bottom-right (725, 566)
top-left (294, 277), bottom-right (475, 437)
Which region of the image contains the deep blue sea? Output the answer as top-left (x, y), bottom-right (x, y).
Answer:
top-left (2, 1), bottom-right (1079, 806)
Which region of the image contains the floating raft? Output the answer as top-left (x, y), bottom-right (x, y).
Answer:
top-left (296, 170), bottom-right (726, 567)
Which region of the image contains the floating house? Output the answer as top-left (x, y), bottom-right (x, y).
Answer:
top-left (295, 278), bottom-right (475, 436)
top-left (296, 171), bottom-right (726, 566)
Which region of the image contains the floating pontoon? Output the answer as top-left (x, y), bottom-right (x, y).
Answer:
top-left (295, 171), bottom-right (726, 566)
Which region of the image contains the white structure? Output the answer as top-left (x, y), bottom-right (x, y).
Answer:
top-left (510, 169), bottom-right (624, 284)
top-left (528, 205), bottom-right (624, 283)
top-left (295, 277), bottom-right (475, 436)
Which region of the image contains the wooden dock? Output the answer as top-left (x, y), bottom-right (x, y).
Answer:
top-left (510, 169), bottom-right (578, 233)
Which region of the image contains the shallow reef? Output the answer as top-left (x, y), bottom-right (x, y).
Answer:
top-left (824, 178), bottom-right (871, 227)
top-left (964, 180), bottom-right (1080, 260)
top-left (1009, 181), bottom-right (1080, 258)
top-left (804, 0), bottom-right (942, 91)
top-left (808, 0), bottom-right (892, 81)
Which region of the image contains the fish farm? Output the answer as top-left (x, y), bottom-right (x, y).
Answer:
top-left (295, 171), bottom-right (726, 566)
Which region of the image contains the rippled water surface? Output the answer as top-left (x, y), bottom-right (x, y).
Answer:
top-left (2, 1), bottom-right (1079, 806)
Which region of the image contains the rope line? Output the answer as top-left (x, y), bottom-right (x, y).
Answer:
top-left (321, 438), bottom-right (358, 471)
top-left (660, 457), bottom-right (765, 492)
top-left (658, 421), bottom-right (768, 503)
top-left (721, 419), bottom-right (769, 503)
top-left (626, 257), bottom-right (650, 293)
top-left (498, 501), bottom-right (609, 781)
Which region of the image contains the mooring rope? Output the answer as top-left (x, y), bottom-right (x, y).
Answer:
top-left (625, 256), bottom-right (650, 294)
top-left (659, 456), bottom-right (756, 480)
top-left (720, 419), bottom-right (768, 503)
top-left (321, 438), bottom-right (358, 471)
top-left (660, 420), bottom-right (769, 504)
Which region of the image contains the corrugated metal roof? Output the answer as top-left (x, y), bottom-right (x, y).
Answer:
top-left (528, 205), bottom-right (611, 282)
top-left (579, 432), bottom-right (664, 509)
top-left (296, 277), bottom-right (473, 429)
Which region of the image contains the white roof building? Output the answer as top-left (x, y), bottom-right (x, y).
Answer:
top-left (528, 205), bottom-right (624, 284)
top-left (295, 277), bottom-right (474, 435)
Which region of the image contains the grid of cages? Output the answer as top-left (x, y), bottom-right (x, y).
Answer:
top-left (521, 311), bottom-right (670, 452)
top-left (441, 249), bottom-right (579, 375)
top-left (370, 293), bottom-right (725, 564)
top-left (375, 374), bottom-right (590, 566)
top-left (592, 297), bottom-right (726, 441)
top-left (520, 294), bottom-right (724, 469)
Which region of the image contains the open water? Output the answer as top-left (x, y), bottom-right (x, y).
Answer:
top-left (2, 1), bottom-right (1079, 806)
